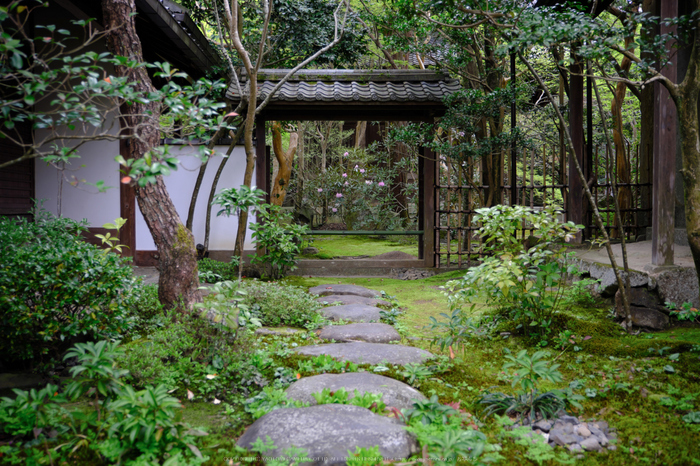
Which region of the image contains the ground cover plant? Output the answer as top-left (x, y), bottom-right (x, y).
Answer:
top-left (300, 235), bottom-right (419, 258)
top-left (3, 227), bottom-right (700, 464)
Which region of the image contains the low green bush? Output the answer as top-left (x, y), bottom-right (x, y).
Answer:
top-left (240, 280), bottom-right (323, 328)
top-left (198, 257), bottom-right (240, 283)
top-left (0, 212), bottom-right (137, 365)
top-left (0, 340), bottom-right (207, 465)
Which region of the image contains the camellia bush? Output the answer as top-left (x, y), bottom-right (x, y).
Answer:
top-left (0, 211), bottom-right (137, 365)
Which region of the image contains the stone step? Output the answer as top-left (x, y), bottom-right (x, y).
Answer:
top-left (320, 304), bottom-right (382, 323)
top-left (309, 284), bottom-right (380, 298)
top-left (318, 323), bottom-right (400, 343)
top-left (236, 404), bottom-right (419, 464)
top-left (316, 294), bottom-right (390, 307)
top-left (294, 342), bottom-right (433, 366)
top-left (286, 372), bottom-right (426, 410)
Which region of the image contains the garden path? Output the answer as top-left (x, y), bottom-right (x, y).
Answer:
top-left (237, 284), bottom-right (432, 464)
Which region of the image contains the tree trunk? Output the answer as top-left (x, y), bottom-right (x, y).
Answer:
top-left (271, 121), bottom-right (298, 206)
top-left (101, 0), bottom-right (201, 310)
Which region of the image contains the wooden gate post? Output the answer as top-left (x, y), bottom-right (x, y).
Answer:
top-left (651, 0), bottom-right (678, 266)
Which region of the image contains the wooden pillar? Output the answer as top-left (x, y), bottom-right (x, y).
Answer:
top-left (118, 123), bottom-right (135, 258)
top-left (651, 0), bottom-right (678, 266)
top-left (255, 120), bottom-right (267, 256)
top-left (419, 145), bottom-right (436, 268)
top-left (567, 52), bottom-right (586, 239)
top-left (255, 120), bottom-right (268, 198)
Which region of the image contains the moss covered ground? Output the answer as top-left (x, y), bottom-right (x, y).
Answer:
top-left (299, 235), bottom-right (419, 258)
top-left (29, 268), bottom-right (700, 465)
top-left (162, 272), bottom-right (700, 465)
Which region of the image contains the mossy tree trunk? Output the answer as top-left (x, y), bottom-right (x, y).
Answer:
top-left (101, 0), bottom-right (201, 310)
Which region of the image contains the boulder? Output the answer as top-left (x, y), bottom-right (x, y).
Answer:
top-left (294, 342), bottom-right (433, 366)
top-left (309, 284), bottom-right (380, 298)
top-left (316, 295), bottom-right (390, 307)
top-left (615, 290), bottom-right (669, 329)
top-left (596, 268), bottom-right (648, 297)
top-left (236, 404), bottom-right (419, 465)
top-left (318, 323), bottom-right (400, 344)
top-left (319, 304), bottom-right (382, 323)
top-left (652, 267), bottom-right (700, 308)
top-left (285, 373), bottom-right (426, 410)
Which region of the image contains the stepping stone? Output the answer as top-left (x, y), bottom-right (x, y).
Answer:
top-left (236, 405), bottom-right (419, 464)
top-left (316, 294), bottom-right (390, 307)
top-left (286, 372), bottom-right (426, 410)
top-left (255, 327), bottom-right (305, 336)
top-left (309, 284), bottom-right (380, 298)
top-left (294, 342), bottom-right (433, 366)
top-left (320, 304), bottom-right (382, 323)
top-left (318, 323), bottom-right (400, 343)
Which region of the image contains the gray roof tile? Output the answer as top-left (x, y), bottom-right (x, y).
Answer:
top-left (226, 69), bottom-right (461, 105)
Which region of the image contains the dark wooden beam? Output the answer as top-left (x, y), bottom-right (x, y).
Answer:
top-left (258, 105), bottom-right (445, 122)
top-left (651, 0), bottom-right (678, 266)
top-left (567, 52), bottom-right (586, 240)
top-left (119, 124), bottom-right (136, 258)
top-left (420, 146), bottom-right (436, 268)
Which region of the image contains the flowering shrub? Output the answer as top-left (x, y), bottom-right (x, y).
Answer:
top-left (302, 151), bottom-right (415, 230)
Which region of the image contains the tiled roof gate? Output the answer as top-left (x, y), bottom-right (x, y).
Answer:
top-left (225, 69), bottom-right (463, 267)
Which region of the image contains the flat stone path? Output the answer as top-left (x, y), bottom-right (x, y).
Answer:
top-left (316, 294), bottom-right (390, 307)
top-left (318, 323), bottom-right (400, 343)
top-left (319, 304), bottom-right (382, 323)
top-left (309, 284), bottom-right (381, 298)
top-left (238, 283), bottom-right (431, 464)
top-left (286, 373), bottom-right (426, 410)
top-left (294, 342), bottom-right (432, 366)
top-left (237, 405), bottom-right (419, 465)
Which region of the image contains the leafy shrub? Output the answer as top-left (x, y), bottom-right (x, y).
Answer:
top-left (443, 205), bottom-right (583, 345)
top-left (0, 212), bottom-right (137, 364)
top-left (198, 257), bottom-right (240, 283)
top-left (240, 280), bottom-right (323, 328)
top-left (250, 204), bottom-right (308, 279)
top-left (0, 340), bottom-right (207, 465)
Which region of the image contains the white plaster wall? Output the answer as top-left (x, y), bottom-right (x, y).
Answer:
top-left (135, 145), bottom-right (255, 250)
top-left (33, 2), bottom-right (121, 226)
top-left (34, 116), bottom-right (121, 227)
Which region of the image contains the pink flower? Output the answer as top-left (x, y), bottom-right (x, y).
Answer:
top-left (342, 173), bottom-right (347, 177)
top-left (336, 193), bottom-right (343, 198)
top-left (378, 181), bottom-right (385, 187)
top-left (317, 188), bottom-right (323, 193)
top-left (344, 181), bottom-right (349, 186)
top-left (332, 207), bottom-right (338, 212)
top-left (359, 169), bottom-right (365, 174)
top-left (354, 165), bottom-right (359, 171)
top-left (365, 180), bottom-right (372, 185)
top-left (344, 152), bottom-right (349, 157)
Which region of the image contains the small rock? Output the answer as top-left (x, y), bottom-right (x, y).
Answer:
top-left (580, 436), bottom-right (602, 452)
top-left (589, 425), bottom-right (604, 438)
top-left (577, 424), bottom-right (592, 438)
top-left (549, 430), bottom-right (579, 446)
top-left (597, 435), bottom-right (609, 447)
top-left (608, 445), bottom-right (617, 451)
top-left (568, 443), bottom-right (583, 452)
top-left (557, 415), bottom-right (581, 426)
top-left (302, 247), bottom-right (320, 255)
top-left (533, 420), bottom-right (552, 432)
